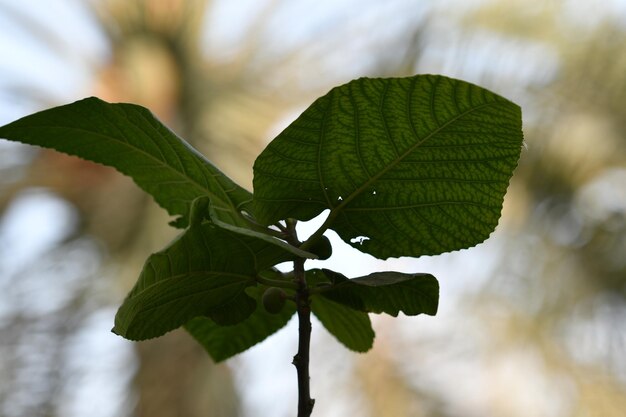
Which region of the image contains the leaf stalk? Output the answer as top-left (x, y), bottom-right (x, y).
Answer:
top-left (255, 273), bottom-right (298, 290)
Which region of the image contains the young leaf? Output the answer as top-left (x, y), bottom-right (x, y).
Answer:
top-left (113, 222), bottom-right (296, 340)
top-left (204, 197), bottom-right (317, 259)
top-left (310, 296), bottom-right (374, 353)
top-left (311, 269), bottom-right (439, 317)
top-left (188, 195), bottom-right (316, 259)
top-left (253, 75), bottom-right (524, 259)
top-left (185, 286), bottom-right (296, 362)
top-left (0, 97), bottom-right (251, 228)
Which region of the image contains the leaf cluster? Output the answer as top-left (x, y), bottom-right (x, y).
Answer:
top-left (0, 75), bottom-right (523, 361)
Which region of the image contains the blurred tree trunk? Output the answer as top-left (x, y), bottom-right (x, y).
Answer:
top-left (90, 2), bottom-right (241, 416)
top-left (1, 0), bottom-right (307, 415)
top-left (87, 1), bottom-right (308, 415)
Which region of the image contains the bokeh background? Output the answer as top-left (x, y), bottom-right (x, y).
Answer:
top-left (1, 1), bottom-right (625, 416)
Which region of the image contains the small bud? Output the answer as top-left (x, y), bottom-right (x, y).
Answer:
top-left (310, 236), bottom-right (332, 260)
top-left (262, 287), bottom-right (287, 314)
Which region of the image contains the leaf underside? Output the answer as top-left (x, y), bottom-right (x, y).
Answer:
top-left (253, 75), bottom-right (524, 259)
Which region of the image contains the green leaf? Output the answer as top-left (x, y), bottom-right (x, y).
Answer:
top-left (185, 286), bottom-right (296, 362)
top-left (188, 195), bottom-right (317, 259)
top-left (0, 97), bottom-right (251, 228)
top-left (205, 198), bottom-right (317, 259)
top-left (311, 268), bottom-right (439, 317)
top-left (310, 295), bottom-right (374, 353)
top-left (253, 75), bottom-right (524, 259)
top-left (113, 222), bottom-right (295, 340)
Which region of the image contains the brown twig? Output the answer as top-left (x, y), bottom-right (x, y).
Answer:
top-left (293, 257), bottom-right (314, 417)
top-left (286, 219), bottom-right (315, 417)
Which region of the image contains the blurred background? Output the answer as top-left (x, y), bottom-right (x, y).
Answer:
top-left (1, 0), bottom-right (625, 416)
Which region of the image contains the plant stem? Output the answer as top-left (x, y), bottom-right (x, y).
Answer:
top-left (283, 218), bottom-right (314, 416)
top-left (293, 256), bottom-right (314, 417)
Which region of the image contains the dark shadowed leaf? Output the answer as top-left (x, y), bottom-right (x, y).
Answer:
top-left (310, 268), bottom-right (439, 317)
top-left (253, 75), bottom-right (523, 259)
top-left (311, 295), bottom-right (374, 352)
top-left (112, 221), bottom-right (295, 340)
top-left (185, 286), bottom-right (296, 362)
top-left (0, 97), bottom-right (251, 228)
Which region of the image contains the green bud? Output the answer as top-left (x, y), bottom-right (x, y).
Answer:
top-left (262, 287), bottom-right (287, 314)
top-left (310, 236), bottom-right (332, 260)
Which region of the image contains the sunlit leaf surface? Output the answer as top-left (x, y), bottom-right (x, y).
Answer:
top-left (0, 98), bottom-right (252, 228)
top-left (254, 75), bottom-right (523, 258)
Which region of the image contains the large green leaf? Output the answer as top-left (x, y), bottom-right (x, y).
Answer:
top-left (113, 222), bottom-right (295, 340)
top-left (311, 269), bottom-right (439, 317)
top-left (185, 286), bottom-right (296, 362)
top-left (310, 296), bottom-right (374, 352)
top-left (253, 75), bottom-right (523, 259)
top-left (0, 97), bottom-right (251, 228)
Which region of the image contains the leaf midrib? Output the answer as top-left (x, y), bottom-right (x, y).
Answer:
top-left (17, 124), bottom-right (241, 215)
top-left (309, 99), bottom-right (497, 240)
top-left (331, 101), bottom-right (495, 213)
top-left (128, 274), bottom-right (255, 311)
